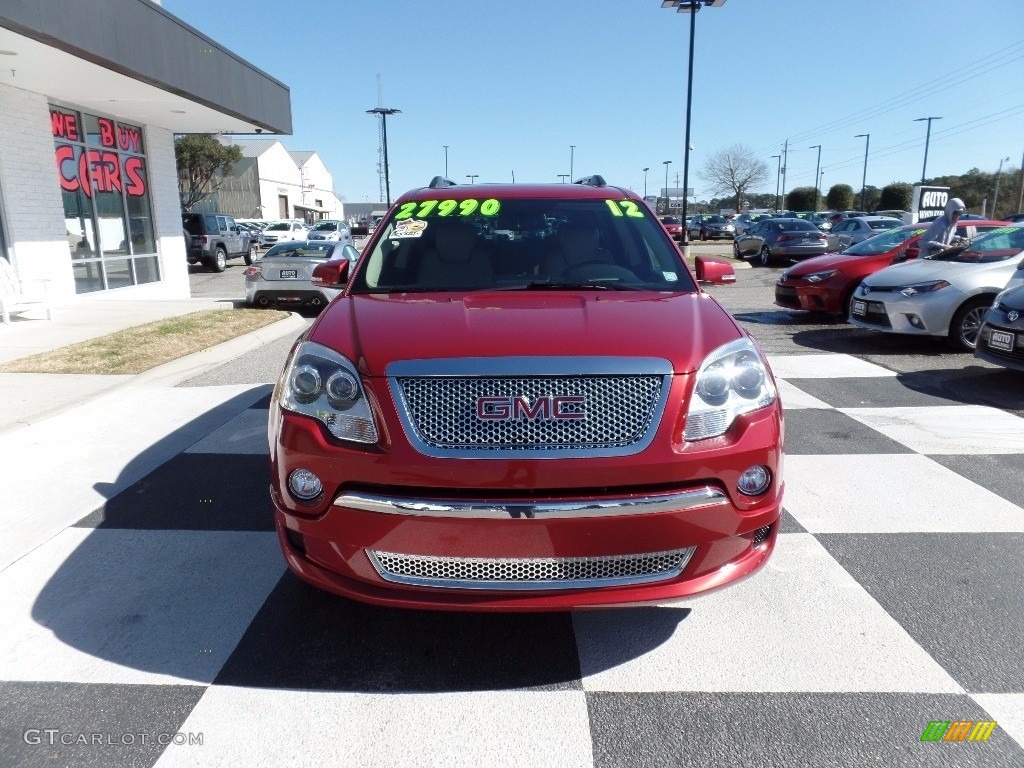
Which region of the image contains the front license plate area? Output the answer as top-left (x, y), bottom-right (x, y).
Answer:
top-left (989, 330), bottom-right (1015, 351)
top-left (852, 300), bottom-right (866, 317)
top-left (279, 269), bottom-right (297, 279)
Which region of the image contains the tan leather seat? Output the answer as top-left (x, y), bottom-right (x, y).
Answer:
top-left (416, 221), bottom-right (494, 289)
top-left (546, 224), bottom-right (613, 279)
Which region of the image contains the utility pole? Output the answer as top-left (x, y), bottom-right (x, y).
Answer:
top-left (780, 139), bottom-right (789, 210)
top-left (809, 144), bottom-right (821, 212)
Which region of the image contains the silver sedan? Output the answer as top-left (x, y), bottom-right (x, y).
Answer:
top-left (826, 216), bottom-right (902, 251)
top-left (975, 280), bottom-right (1024, 371)
top-left (849, 224), bottom-right (1024, 349)
top-left (244, 240), bottom-right (359, 311)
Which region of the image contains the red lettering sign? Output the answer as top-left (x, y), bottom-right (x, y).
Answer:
top-left (50, 110), bottom-right (79, 141)
top-left (55, 144), bottom-right (79, 191)
top-left (98, 117), bottom-right (116, 148)
top-left (124, 157), bottom-right (145, 196)
top-left (117, 125), bottom-right (141, 153)
top-left (54, 145), bottom-right (147, 198)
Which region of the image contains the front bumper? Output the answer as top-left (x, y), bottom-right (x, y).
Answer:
top-left (270, 397), bottom-right (783, 611)
top-left (848, 288), bottom-right (962, 336)
top-left (775, 279), bottom-right (847, 313)
top-left (975, 317), bottom-right (1024, 371)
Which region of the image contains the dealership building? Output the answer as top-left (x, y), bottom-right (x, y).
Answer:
top-left (0, 0), bottom-right (291, 301)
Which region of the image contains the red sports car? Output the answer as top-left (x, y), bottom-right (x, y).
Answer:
top-left (774, 221), bottom-right (1004, 316)
top-left (269, 176), bottom-right (783, 611)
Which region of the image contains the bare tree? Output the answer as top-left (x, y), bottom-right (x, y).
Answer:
top-left (698, 145), bottom-right (769, 212)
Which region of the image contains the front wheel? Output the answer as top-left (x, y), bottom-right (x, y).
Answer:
top-left (732, 241), bottom-right (742, 260)
top-left (758, 245), bottom-right (773, 267)
top-left (948, 297), bottom-right (991, 351)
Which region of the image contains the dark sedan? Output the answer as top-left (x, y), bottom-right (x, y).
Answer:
top-left (687, 214), bottom-right (736, 241)
top-left (975, 277), bottom-right (1024, 371)
top-left (733, 218), bottom-right (829, 266)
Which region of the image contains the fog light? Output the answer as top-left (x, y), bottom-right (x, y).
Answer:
top-left (738, 465), bottom-right (771, 496)
top-left (906, 314), bottom-right (924, 328)
top-left (288, 468), bottom-right (323, 500)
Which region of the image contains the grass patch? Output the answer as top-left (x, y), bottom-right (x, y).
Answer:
top-left (0, 309), bottom-right (291, 375)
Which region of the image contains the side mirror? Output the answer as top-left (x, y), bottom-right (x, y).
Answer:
top-left (340, 244), bottom-right (360, 262)
top-left (694, 255), bottom-right (736, 285)
top-left (311, 258), bottom-right (351, 288)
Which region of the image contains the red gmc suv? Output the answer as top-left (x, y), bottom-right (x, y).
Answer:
top-left (269, 176), bottom-right (784, 611)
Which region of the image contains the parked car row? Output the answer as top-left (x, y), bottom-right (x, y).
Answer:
top-left (768, 222), bottom-right (1024, 370)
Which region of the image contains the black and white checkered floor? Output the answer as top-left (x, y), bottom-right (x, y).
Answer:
top-left (2, 352), bottom-right (1023, 767)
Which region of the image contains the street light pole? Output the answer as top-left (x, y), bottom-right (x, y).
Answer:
top-left (443, 145), bottom-right (449, 178)
top-left (570, 145), bottom-right (576, 182)
top-left (557, 174), bottom-right (569, 183)
top-left (466, 174), bottom-right (478, 184)
top-left (913, 116), bottom-right (941, 183)
top-left (366, 107), bottom-right (401, 206)
top-left (663, 0), bottom-right (725, 250)
top-left (643, 167), bottom-right (649, 198)
top-left (809, 144), bottom-right (821, 212)
top-left (770, 154), bottom-right (781, 211)
top-left (662, 160), bottom-right (672, 215)
top-left (993, 156), bottom-right (1011, 218)
top-left (855, 133), bottom-right (870, 211)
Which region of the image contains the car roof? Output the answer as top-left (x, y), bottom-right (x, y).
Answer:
top-left (394, 179), bottom-right (639, 204)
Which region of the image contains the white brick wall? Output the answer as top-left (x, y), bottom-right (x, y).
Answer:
top-left (145, 125), bottom-right (190, 299)
top-left (0, 83), bottom-right (75, 298)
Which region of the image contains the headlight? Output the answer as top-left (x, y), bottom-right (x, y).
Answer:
top-left (278, 341), bottom-right (379, 443)
top-left (684, 338), bottom-right (777, 441)
top-left (805, 269), bottom-right (839, 283)
top-left (899, 280), bottom-right (950, 297)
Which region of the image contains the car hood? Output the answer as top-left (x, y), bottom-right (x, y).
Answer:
top-left (862, 258), bottom-right (989, 287)
top-left (309, 291), bottom-right (744, 376)
top-left (783, 251), bottom-right (870, 275)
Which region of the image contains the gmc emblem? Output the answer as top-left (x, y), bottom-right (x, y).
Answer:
top-left (476, 395), bottom-right (586, 421)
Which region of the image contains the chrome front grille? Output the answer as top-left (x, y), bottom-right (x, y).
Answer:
top-left (367, 547), bottom-right (696, 591)
top-left (388, 357), bottom-right (671, 458)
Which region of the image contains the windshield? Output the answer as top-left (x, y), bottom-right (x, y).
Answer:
top-left (311, 222), bottom-right (339, 231)
top-left (349, 197), bottom-right (696, 293)
top-left (777, 220), bottom-right (818, 232)
top-left (266, 223), bottom-right (290, 231)
top-left (868, 219), bottom-right (901, 230)
top-left (845, 227), bottom-right (924, 256)
top-left (931, 225), bottom-right (1024, 263)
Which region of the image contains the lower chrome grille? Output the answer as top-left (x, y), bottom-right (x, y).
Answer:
top-left (366, 547), bottom-right (696, 591)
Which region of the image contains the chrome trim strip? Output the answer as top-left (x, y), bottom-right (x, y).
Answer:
top-left (365, 547), bottom-right (697, 591)
top-left (335, 486), bottom-right (726, 519)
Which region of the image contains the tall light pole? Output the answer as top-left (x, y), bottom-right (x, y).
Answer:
top-left (855, 133), bottom-right (870, 211)
top-left (993, 156), bottom-right (1011, 218)
top-left (662, 0), bottom-right (726, 250)
top-left (914, 116), bottom-right (941, 183)
top-left (809, 144), bottom-right (822, 212)
top-left (570, 145), bottom-right (576, 182)
top-left (662, 160), bottom-right (672, 215)
top-left (643, 167), bottom-right (650, 198)
top-left (366, 106), bottom-right (401, 206)
top-left (557, 174), bottom-right (569, 183)
top-left (770, 154), bottom-right (781, 211)
top-left (466, 174), bottom-right (478, 184)
top-left (443, 145), bottom-right (449, 178)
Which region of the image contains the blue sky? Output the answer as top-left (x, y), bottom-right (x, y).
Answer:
top-left (165, 0), bottom-right (1024, 206)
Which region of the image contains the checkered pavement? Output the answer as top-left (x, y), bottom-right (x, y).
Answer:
top-left (1, 353), bottom-right (1023, 767)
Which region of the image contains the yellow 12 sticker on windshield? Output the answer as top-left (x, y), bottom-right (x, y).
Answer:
top-left (394, 198), bottom-right (501, 220)
top-left (605, 200), bottom-right (645, 218)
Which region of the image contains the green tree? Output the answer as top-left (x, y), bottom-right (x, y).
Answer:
top-left (785, 187), bottom-right (818, 211)
top-left (826, 184), bottom-right (855, 211)
top-left (174, 134), bottom-right (244, 211)
top-left (879, 182), bottom-right (913, 211)
top-left (698, 144), bottom-right (770, 213)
